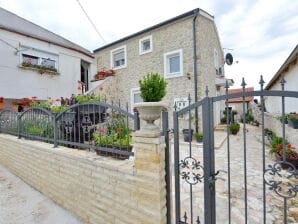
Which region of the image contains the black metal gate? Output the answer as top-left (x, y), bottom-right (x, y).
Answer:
top-left (165, 76), bottom-right (298, 224)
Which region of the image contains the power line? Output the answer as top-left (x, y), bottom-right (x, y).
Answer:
top-left (75, 0), bottom-right (106, 44)
top-left (0, 38), bottom-right (18, 51)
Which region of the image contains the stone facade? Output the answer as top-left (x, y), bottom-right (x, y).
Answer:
top-left (93, 11), bottom-right (225, 129)
top-left (0, 133), bottom-right (167, 224)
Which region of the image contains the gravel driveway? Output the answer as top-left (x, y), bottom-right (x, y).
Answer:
top-left (0, 164), bottom-right (81, 224)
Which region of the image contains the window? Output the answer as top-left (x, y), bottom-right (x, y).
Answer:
top-left (20, 46), bottom-right (58, 71)
top-left (164, 49), bottom-right (183, 78)
top-left (22, 54), bottom-right (39, 65)
top-left (130, 88), bottom-right (143, 112)
top-left (174, 97), bottom-right (189, 111)
top-left (139, 35), bottom-right (152, 55)
top-left (41, 58), bottom-right (56, 68)
top-left (111, 45), bottom-right (127, 69)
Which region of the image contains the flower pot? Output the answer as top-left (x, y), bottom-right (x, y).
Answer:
top-left (196, 136), bottom-right (203, 143)
top-left (95, 145), bottom-right (133, 160)
top-left (182, 129), bottom-right (193, 142)
top-left (135, 102), bottom-right (166, 135)
top-left (288, 119), bottom-right (298, 129)
top-left (279, 117), bottom-right (288, 124)
top-left (275, 154), bottom-right (298, 169)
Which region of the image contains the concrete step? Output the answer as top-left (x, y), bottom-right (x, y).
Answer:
top-left (214, 124), bottom-right (227, 131)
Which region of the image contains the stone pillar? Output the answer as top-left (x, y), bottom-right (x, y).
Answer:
top-left (133, 128), bottom-right (167, 224)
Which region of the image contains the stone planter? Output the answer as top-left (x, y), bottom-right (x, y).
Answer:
top-left (135, 102), bottom-right (166, 136)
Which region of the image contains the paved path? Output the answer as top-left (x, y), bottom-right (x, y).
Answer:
top-left (171, 125), bottom-right (298, 223)
top-left (0, 164), bottom-right (81, 224)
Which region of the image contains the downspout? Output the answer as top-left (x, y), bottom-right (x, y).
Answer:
top-left (193, 9), bottom-right (199, 133)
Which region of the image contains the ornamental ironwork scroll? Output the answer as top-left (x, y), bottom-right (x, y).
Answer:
top-left (179, 157), bottom-right (204, 185)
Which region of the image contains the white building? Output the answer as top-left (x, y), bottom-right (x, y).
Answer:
top-left (0, 7), bottom-right (95, 109)
top-left (265, 44), bottom-right (298, 114)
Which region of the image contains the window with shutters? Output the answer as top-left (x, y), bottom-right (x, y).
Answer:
top-left (111, 45), bottom-right (127, 69)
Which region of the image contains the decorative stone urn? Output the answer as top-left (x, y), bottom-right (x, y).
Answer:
top-left (135, 102), bottom-right (166, 137)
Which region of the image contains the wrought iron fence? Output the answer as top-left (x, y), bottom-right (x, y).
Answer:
top-left (0, 109), bottom-right (18, 136)
top-left (169, 76), bottom-right (298, 224)
top-left (0, 101), bottom-right (140, 159)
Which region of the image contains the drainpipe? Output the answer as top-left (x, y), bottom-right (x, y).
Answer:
top-left (193, 9), bottom-right (199, 133)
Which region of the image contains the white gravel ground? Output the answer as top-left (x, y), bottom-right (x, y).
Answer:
top-left (0, 164), bottom-right (81, 224)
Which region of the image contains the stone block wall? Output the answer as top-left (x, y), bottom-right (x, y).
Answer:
top-left (0, 134), bottom-right (167, 224)
top-left (251, 101), bottom-right (298, 144)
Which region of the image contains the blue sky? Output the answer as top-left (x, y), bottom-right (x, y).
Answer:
top-left (0, 0), bottom-right (297, 89)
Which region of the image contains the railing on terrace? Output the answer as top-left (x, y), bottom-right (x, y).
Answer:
top-left (0, 101), bottom-right (140, 159)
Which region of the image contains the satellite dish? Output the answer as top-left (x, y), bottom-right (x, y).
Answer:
top-left (225, 53), bottom-right (233, 65)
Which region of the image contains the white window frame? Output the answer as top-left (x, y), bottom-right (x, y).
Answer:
top-left (130, 87), bottom-right (142, 112)
top-left (164, 49), bottom-right (183, 79)
top-left (139, 35), bottom-right (153, 55)
top-left (19, 46), bottom-right (59, 70)
top-left (110, 45), bottom-right (127, 70)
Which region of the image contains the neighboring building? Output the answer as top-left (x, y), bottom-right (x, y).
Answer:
top-left (0, 7), bottom-right (96, 109)
top-left (91, 8), bottom-right (230, 127)
top-left (265, 44), bottom-right (298, 114)
top-left (227, 87), bottom-right (254, 118)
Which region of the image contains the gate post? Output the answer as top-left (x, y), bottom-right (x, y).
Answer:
top-left (133, 109), bottom-right (167, 224)
top-left (202, 97), bottom-right (216, 224)
top-left (162, 111), bottom-right (171, 224)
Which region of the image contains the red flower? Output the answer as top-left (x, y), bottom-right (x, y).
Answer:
top-left (99, 127), bottom-right (105, 134)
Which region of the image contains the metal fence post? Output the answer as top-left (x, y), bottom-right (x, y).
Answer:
top-left (202, 97), bottom-right (216, 224)
top-left (17, 113), bottom-right (21, 139)
top-left (134, 112), bottom-right (140, 131)
top-left (53, 114), bottom-right (58, 148)
top-left (173, 110), bottom-right (180, 224)
top-left (162, 111), bottom-right (171, 224)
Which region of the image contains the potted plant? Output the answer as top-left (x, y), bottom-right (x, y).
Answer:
top-left (135, 73), bottom-right (167, 134)
top-left (270, 143), bottom-right (298, 169)
top-left (277, 114), bottom-right (288, 124)
top-left (228, 122), bottom-right (240, 135)
top-left (93, 116), bottom-right (133, 159)
top-left (288, 114), bottom-right (298, 129)
top-left (220, 116), bottom-right (227, 124)
top-left (195, 131), bottom-right (203, 143)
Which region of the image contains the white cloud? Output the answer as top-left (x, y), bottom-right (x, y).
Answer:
top-left (0, 0), bottom-right (297, 90)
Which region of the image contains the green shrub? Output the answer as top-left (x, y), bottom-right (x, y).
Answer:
top-left (288, 114), bottom-right (298, 122)
top-left (74, 93), bottom-right (101, 103)
top-left (270, 135), bottom-right (288, 150)
top-left (51, 105), bottom-right (69, 113)
top-left (228, 122), bottom-right (240, 135)
top-left (220, 116), bottom-right (227, 124)
top-left (139, 73), bottom-right (167, 102)
top-left (194, 132), bottom-right (203, 142)
top-left (232, 110), bottom-right (238, 115)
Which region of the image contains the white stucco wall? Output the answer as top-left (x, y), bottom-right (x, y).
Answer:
top-left (0, 29), bottom-right (95, 100)
top-left (265, 61), bottom-right (298, 114)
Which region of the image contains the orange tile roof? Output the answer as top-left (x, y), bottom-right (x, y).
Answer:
top-left (227, 87), bottom-right (254, 103)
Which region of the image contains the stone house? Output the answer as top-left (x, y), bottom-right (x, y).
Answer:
top-left (265, 44), bottom-right (298, 114)
top-left (0, 7), bottom-right (96, 110)
top-left (91, 8), bottom-right (229, 128)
